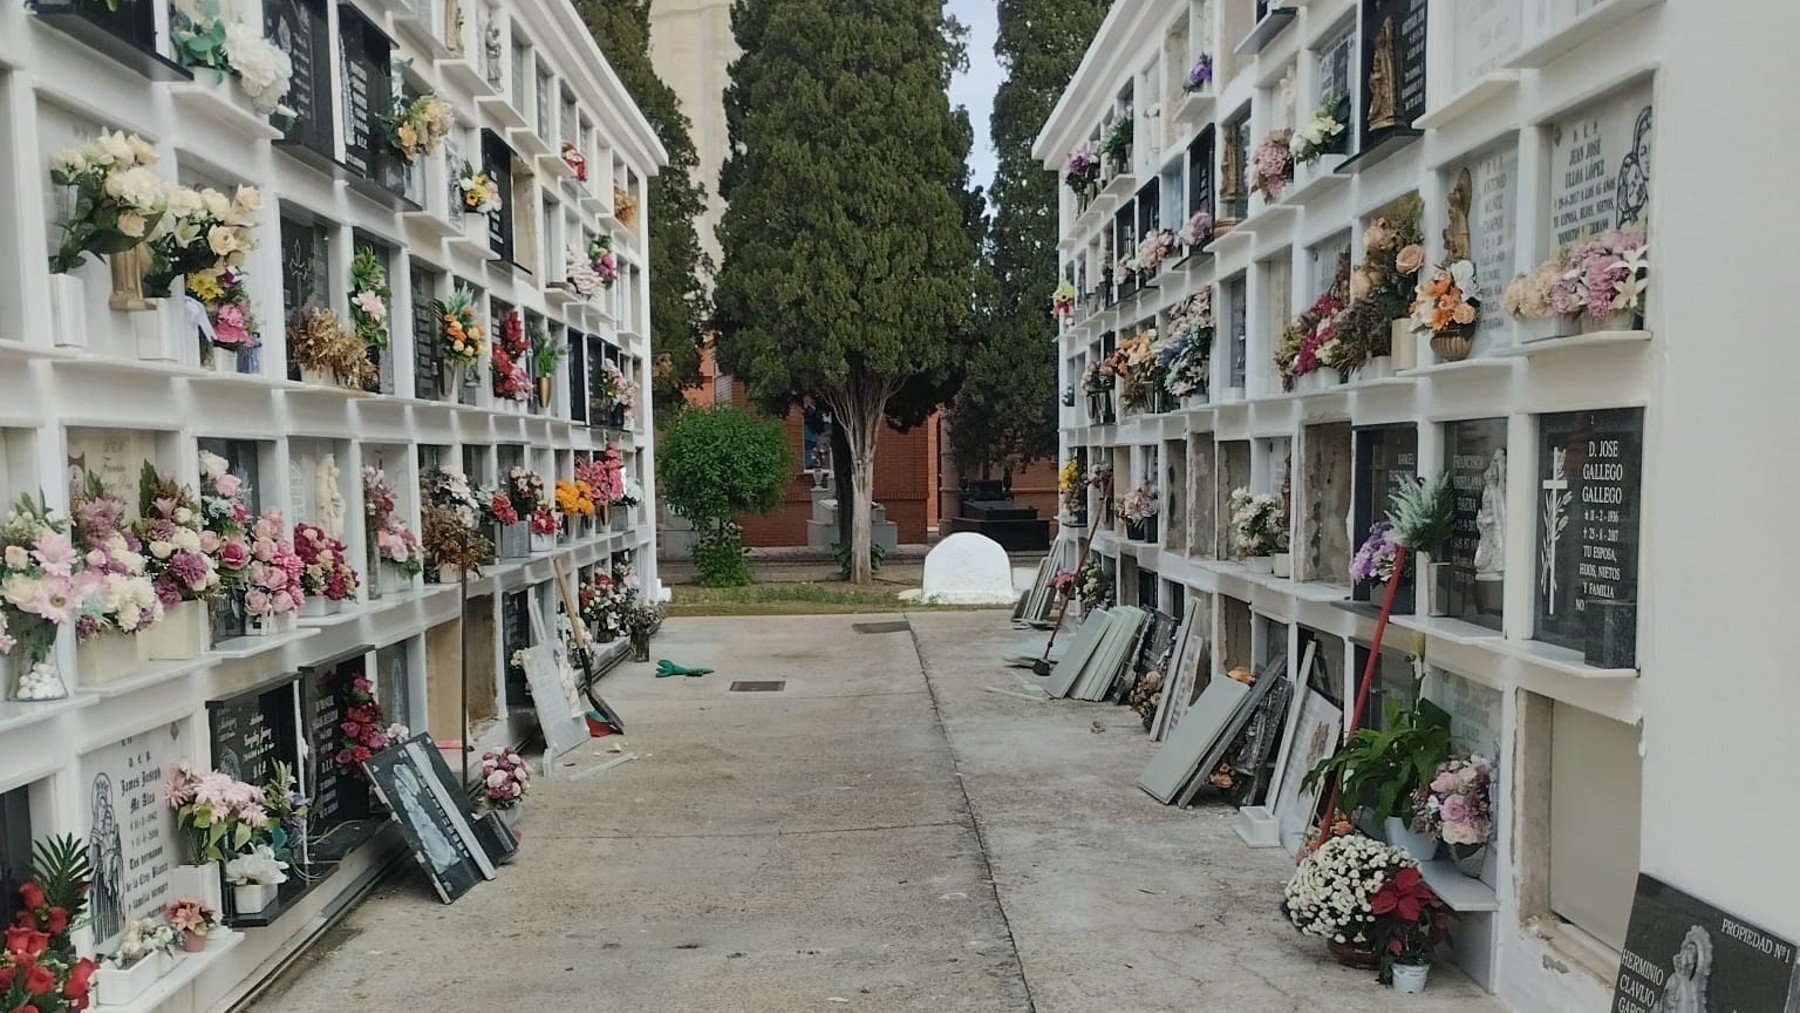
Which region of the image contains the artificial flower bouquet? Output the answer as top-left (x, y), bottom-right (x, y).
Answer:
top-left (1290, 91), bottom-right (1349, 166)
top-left (164, 896), bottom-right (221, 951)
top-left (422, 467), bottom-right (483, 530)
top-left (1250, 130), bottom-right (1294, 202)
top-left (144, 183), bottom-right (262, 298)
top-left (261, 761), bottom-right (308, 859)
top-left (242, 509), bottom-right (305, 624)
top-left (46, 130), bottom-right (167, 274)
top-left (0, 494), bottom-right (87, 686)
top-left (223, 844), bottom-right (288, 914)
top-left (335, 674), bottom-right (392, 770)
top-left (1503, 227), bottom-right (1648, 329)
top-left (1350, 520), bottom-right (1402, 585)
top-left (561, 141), bottom-right (588, 180)
top-left (1063, 144), bottom-right (1100, 195)
top-left (595, 360), bottom-right (637, 422)
top-left (503, 467), bottom-right (546, 517)
top-left (68, 471), bottom-right (163, 643)
top-left (1080, 360), bottom-right (1114, 397)
top-left (555, 478), bottom-right (596, 519)
top-left (1051, 280), bottom-right (1077, 319)
top-left (110, 918), bottom-right (178, 970)
top-left (480, 746), bottom-right (531, 810)
top-left (1110, 329), bottom-right (1161, 413)
top-left (434, 287), bottom-right (485, 366)
top-left (1180, 210), bottom-right (1214, 250)
top-left (455, 160), bottom-right (502, 215)
top-left (1057, 459), bottom-right (1084, 517)
top-left (588, 235), bottom-right (619, 288)
top-left (135, 463), bottom-right (221, 608)
top-left (169, 0), bottom-right (295, 115)
top-left (188, 265), bottom-right (259, 362)
top-left (294, 522), bottom-right (358, 603)
top-left (163, 760), bottom-right (274, 864)
top-left (1100, 117), bottom-right (1133, 172)
top-left (362, 467), bottom-right (423, 578)
top-left (492, 308), bottom-right (531, 403)
top-left (484, 488), bottom-right (520, 527)
top-left (5, 844), bottom-right (98, 1011)
top-left (197, 451), bottom-right (253, 581)
top-left (1119, 484), bottom-right (1159, 525)
top-left (384, 92), bottom-right (454, 162)
top-left (289, 307), bottom-right (376, 388)
top-left (1075, 556), bottom-right (1113, 607)
top-left (566, 244), bottom-right (605, 297)
top-left (1410, 754), bottom-right (1494, 853)
top-left (349, 247), bottom-right (390, 351)
top-left (1409, 259), bottom-right (1480, 338)
top-left (421, 503), bottom-right (493, 578)
top-left (614, 186), bottom-right (638, 225)
top-left (1182, 53), bottom-right (1214, 93)
top-left (1228, 487), bottom-right (1284, 559)
top-left (1158, 288), bottom-right (1214, 399)
top-left (1136, 229), bottom-right (1178, 276)
top-left (529, 505), bottom-right (561, 537)
top-left (578, 569), bottom-right (631, 639)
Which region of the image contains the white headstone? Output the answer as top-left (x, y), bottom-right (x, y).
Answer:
top-left (918, 532), bottom-right (1016, 605)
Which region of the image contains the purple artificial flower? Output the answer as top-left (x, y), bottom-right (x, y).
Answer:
top-left (170, 551), bottom-right (209, 588)
top-left (1184, 53), bottom-right (1214, 92)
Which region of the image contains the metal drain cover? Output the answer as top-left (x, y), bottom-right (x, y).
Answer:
top-left (729, 680), bottom-right (786, 692)
top-left (852, 621), bottom-right (911, 634)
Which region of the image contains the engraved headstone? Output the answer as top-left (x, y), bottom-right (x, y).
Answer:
top-left (1452, 0), bottom-right (1523, 95)
top-left (1550, 84), bottom-right (1653, 247)
top-left (1442, 418), bottom-right (1507, 629)
top-left (82, 726), bottom-right (179, 945)
top-left (1359, 0), bottom-right (1429, 145)
top-left (1534, 408), bottom-right (1642, 666)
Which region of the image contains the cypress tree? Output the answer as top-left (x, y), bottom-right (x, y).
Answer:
top-left (714, 0), bottom-right (979, 583)
top-left (949, 0), bottom-right (1110, 477)
top-left (573, 0), bottom-right (712, 411)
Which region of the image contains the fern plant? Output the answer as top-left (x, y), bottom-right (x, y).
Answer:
top-left (1388, 473), bottom-right (1455, 556)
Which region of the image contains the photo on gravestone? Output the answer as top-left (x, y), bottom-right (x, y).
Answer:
top-left (300, 647), bottom-right (379, 862)
top-left (1610, 875), bottom-right (1799, 1013)
top-left (362, 736), bottom-right (493, 904)
top-left (81, 724), bottom-right (180, 946)
top-left (1448, 145), bottom-right (1518, 352)
top-left (1442, 418), bottom-right (1508, 630)
top-left (1534, 409), bottom-right (1642, 667)
top-left (1549, 82), bottom-right (1653, 248)
top-left (1357, 0), bottom-right (1428, 150)
top-left (1352, 423), bottom-right (1417, 609)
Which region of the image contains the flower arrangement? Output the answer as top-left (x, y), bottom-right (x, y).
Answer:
top-left (110, 918), bottom-right (178, 969)
top-left (1063, 145), bottom-right (1100, 195)
top-left (455, 160), bottom-right (502, 214)
top-left (294, 523), bottom-right (359, 603)
top-left (135, 464), bottom-right (220, 609)
top-left (1051, 280), bottom-right (1077, 319)
top-left (1158, 288), bottom-right (1214, 399)
top-left (588, 234), bottom-right (619, 288)
top-left (1110, 328), bottom-right (1162, 413)
top-left (1180, 210), bottom-right (1214, 249)
top-left (1111, 255), bottom-right (1136, 286)
top-left (2, 903), bottom-right (97, 1010)
top-left (434, 287), bottom-right (485, 366)
top-left (144, 183), bottom-right (262, 298)
top-left (243, 509), bottom-right (305, 619)
top-left (384, 92), bottom-right (454, 161)
top-left (1135, 229), bottom-right (1177, 275)
top-left (529, 505), bottom-right (561, 537)
top-left (485, 489), bottom-right (520, 527)
top-left (491, 309), bottom-right (531, 403)
top-left (422, 468), bottom-right (483, 530)
top-left (613, 186), bottom-right (637, 225)
top-left (68, 471), bottom-right (162, 641)
top-left (595, 360), bottom-right (637, 423)
top-left (1183, 53), bottom-right (1214, 93)
top-left (1290, 91), bottom-right (1348, 165)
top-left (624, 599), bottom-right (665, 637)
top-left (1410, 754), bottom-right (1494, 850)
top-left (14, 835), bottom-right (92, 959)
top-left (503, 467), bottom-right (546, 517)
top-left (579, 448), bottom-right (626, 507)
top-left (421, 503), bottom-right (492, 575)
top-left (1075, 556), bottom-right (1113, 607)
top-left (1349, 520), bottom-right (1401, 585)
top-left (1057, 459), bottom-right (1083, 517)
top-left (1119, 484), bottom-right (1159, 524)
top-left (223, 845), bottom-right (287, 888)
top-left (349, 247), bottom-right (390, 351)
top-left (1101, 117), bottom-right (1133, 170)
top-left (221, 20), bottom-right (296, 115)
top-left (1250, 130), bottom-right (1295, 201)
top-left (0, 494), bottom-right (92, 667)
top-left (555, 478), bottom-right (596, 518)
top-left (46, 129), bottom-right (168, 274)
top-left (1228, 487), bottom-right (1285, 558)
top-left (578, 569), bottom-right (633, 638)
top-left (164, 897), bottom-right (221, 942)
top-left (188, 265), bottom-right (259, 358)
top-left (1282, 834), bottom-right (1417, 945)
top-left (1389, 473), bottom-right (1455, 557)
top-left (480, 746), bottom-right (530, 809)
top-left (1504, 227), bottom-right (1649, 325)
top-left (1371, 865), bottom-right (1456, 974)
top-left (566, 244), bottom-right (605, 297)
top-left (162, 761), bottom-right (270, 863)
top-left (561, 141), bottom-right (587, 180)
top-left (1275, 261), bottom-right (1350, 389)
top-left (1332, 197), bottom-right (1426, 366)
top-left (1408, 260), bottom-right (1480, 337)
top-left (334, 674), bottom-right (391, 769)
top-left (261, 762), bottom-right (307, 857)
top-left (362, 467), bottom-right (422, 577)
top-left (289, 307), bottom-right (376, 388)
top-left (197, 451), bottom-right (252, 584)
top-left (531, 328), bottom-right (568, 392)
top-left (1080, 360), bottom-right (1114, 396)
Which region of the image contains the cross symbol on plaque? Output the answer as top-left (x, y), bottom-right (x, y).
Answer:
top-left (1539, 452), bottom-right (1571, 615)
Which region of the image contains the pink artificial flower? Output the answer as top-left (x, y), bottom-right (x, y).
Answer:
top-left (31, 532), bottom-right (78, 577)
top-left (1439, 795), bottom-right (1469, 823)
top-left (352, 290), bottom-right (387, 321)
top-left (220, 540), bottom-right (250, 569)
top-left (199, 530), bottom-right (221, 553)
top-left (244, 589), bottom-right (271, 615)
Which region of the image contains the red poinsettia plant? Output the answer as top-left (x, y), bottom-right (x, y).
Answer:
top-left (2, 835), bottom-right (98, 1011)
top-left (1370, 865), bottom-right (1456, 977)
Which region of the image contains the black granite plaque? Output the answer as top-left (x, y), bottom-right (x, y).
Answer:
top-left (361, 735), bottom-right (492, 903)
top-left (1352, 423), bottom-right (1417, 608)
top-left (1358, 0), bottom-right (1429, 148)
top-left (1612, 875), bottom-right (1798, 1013)
top-left (301, 647), bottom-right (377, 834)
top-left (208, 676), bottom-right (302, 788)
top-left (1442, 418), bottom-right (1507, 630)
top-left (1187, 126), bottom-right (1214, 223)
top-left (482, 130), bottom-right (515, 260)
top-left (267, 0), bottom-right (333, 152)
top-left (1534, 408), bottom-right (1641, 664)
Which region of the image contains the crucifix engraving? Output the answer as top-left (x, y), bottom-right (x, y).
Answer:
top-left (1539, 447), bottom-right (1571, 613)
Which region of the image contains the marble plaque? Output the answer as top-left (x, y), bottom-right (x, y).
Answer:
top-left (1302, 423), bottom-right (1353, 584)
top-left (66, 428), bottom-right (154, 508)
top-left (1442, 418), bottom-right (1507, 629)
top-left (1425, 668), bottom-right (1502, 758)
top-left (1549, 84), bottom-right (1653, 247)
top-left (1452, 0), bottom-right (1523, 95)
top-left (1464, 148), bottom-right (1518, 347)
top-left (1189, 437), bottom-right (1216, 558)
top-left (1534, 408), bottom-right (1642, 662)
top-left (83, 725), bottom-right (181, 945)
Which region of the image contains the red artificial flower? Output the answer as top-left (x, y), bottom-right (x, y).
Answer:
top-left (44, 908), bottom-right (67, 935)
top-left (7, 1005), bottom-right (32, 1013)
top-left (4, 926), bottom-right (47, 958)
top-left (23, 960), bottom-right (55, 996)
top-left (16, 883), bottom-right (43, 911)
top-left (0, 965), bottom-right (13, 990)
top-left (65, 958), bottom-right (97, 999)
top-left (1370, 866), bottom-right (1427, 923)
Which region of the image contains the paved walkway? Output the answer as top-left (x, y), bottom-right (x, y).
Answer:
top-left (249, 612), bottom-right (1507, 1012)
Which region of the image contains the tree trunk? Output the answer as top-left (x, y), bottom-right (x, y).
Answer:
top-left (841, 407), bottom-right (881, 585)
top-left (831, 420), bottom-right (854, 551)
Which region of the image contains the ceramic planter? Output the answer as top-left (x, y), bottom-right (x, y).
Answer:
top-left (181, 931), bottom-right (207, 953)
top-left (1391, 962), bottom-right (1431, 994)
top-left (233, 881), bottom-right (277, 914)
top-left (1385, 816), bottom-right (1438, 862)
top-left (170, 862), bottom-right (224, 911)
top-left (141, 599), bottom-right (209, 661)
top-left (93, 955), bottom-right (165, 1006)
top-left (297, 595), bottom-right (341, 618)
top-left (1271, 552), bottom-right (1292, 578)
top-left (436, 564), bottom-right (464, 585)
top-left (48, 272), bottom-right (88, 348)
top-left (1517, 315), bottom-right (1573, 343)
top-left (529, 530), bottom-right (556, 553)
top-left (1430, 330), bottom-right (1474, 363)
top-left (210, 347), bottom-right (240, 373)
top-left (379, 563), bottom-right (415, 597)
top-left (1244, 556), bottom-right (1274, 574)
top-left (76, 630), bottom-right (145, 687)
top-left (1581, 308), bottom-right (1637, 333)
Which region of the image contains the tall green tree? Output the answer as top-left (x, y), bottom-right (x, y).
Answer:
top-left (573, 0), bottom-right (712, 412)
top-left (714, 0), bottom-right (979, 583)
top-left (949, 0), bottom-right (1110, 478)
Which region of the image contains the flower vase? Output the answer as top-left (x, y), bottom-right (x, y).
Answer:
top-left (536, 376), bottom-right (553, 410)
top-left (500, 522), bottom-right (530, 558)
top-left (76, 631), bottom-right (145, 688)
top-left (1271, 552), bottom-right (1291, 578)
top-left (529, 530), bottom-right (556, 553)
top-left (1327, 937), bottom-right (1380, 970)
top-left (436, 564), bottom-right (464, 585)
top-left (1392, 963), bottom-right (1431, 994)
top-left (48, 272), bottom-right (88, 348)
top-left (1389, 320), bottom-right (1415, 370)
top-left (379, 563), bottom-right (414, 597)
top-left (1244, 556), bottom-right (1274, 574)
top-left (630, 629), bottom-right (650, 662)
top-left (297, 595), bottom-right (340, 618)
top-left (1450, 843), bottom-right (1489, 879)
top-left (211, 347), bottom-right (240, 373)
top-left (1518, 315), bottom-right (1571, 344)
top-left (495, 805), bottom-right (521, 830)
top-left (1385, 816), bottom-right (1438, 862)
top-left (445, 361), bottom-right (468, 400)
top-left (1582, 308), bottom-right (1637, 333)
top-left (181, 931), bottom-right (207, 953)
top-left (140, 600), bottom-right (210, 661)
top-left (93, 956), bottom-right (164, 1006)
top-left (7, 654), bottom-right (68, 701)
top-left (233, 882), bottom-right (277, 914)
top-left (107, 244), bottom-right (153, 312)
top-left (142, 278), bottom-right (192, 362)
top-left (170, 862), bottom-right (224, 911)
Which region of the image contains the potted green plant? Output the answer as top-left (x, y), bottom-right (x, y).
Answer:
top-left (1302, 697), bottom-right (1452, 861)
top-left (1388, 473), bottom-right (1455, 615)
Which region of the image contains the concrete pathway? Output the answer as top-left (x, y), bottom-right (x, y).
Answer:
top-left (249, 612), bottom-right (1507, 1013)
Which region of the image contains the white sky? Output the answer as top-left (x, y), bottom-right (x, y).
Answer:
top-left (945, 0), bottom-right (1002, 193)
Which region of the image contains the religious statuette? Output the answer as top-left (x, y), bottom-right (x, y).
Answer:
top-left (1473, 448), bottom-right (1506, 581)
top-left (485, 20), bottom-right (504, 88)
top-left (1217, 123), bottom-right (1243, 232)
top-left (445, 0), bottom-right (464, 54)
top-left (108, 245), bottom-right (152, 312)
top-left (317, 453), bottom-right (347, 539)
top-left (1366, 17), bottom-right (1400, 132)
top-left (1444, 167), bottom-right (1473, 262)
